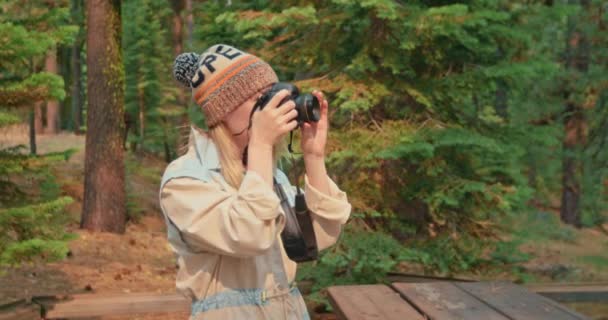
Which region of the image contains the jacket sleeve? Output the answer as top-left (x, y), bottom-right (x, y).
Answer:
top-left (159, 170), bottom-right (286, 258)
top-left (303, 174), bottom-right (352, 251)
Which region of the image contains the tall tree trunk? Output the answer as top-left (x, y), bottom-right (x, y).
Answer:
top-left (185, 0), bottom-right (193, 48)
top-left (45, 48), bottom-right (61, 134)
top-left (71, 0), bottom-right (84, 134)
top-left (123, 112), bottom-right (133, 150)
top-left (71, 40), bottom-right (83, 133)
top-left (138, 85), bottom-right (145, 154)
top-left (162, 117), bottom-right (172, 163)
top-left (171, 0), bottom-right (185, 54)
top-left (81, 0), bottom-right (126, 233)
top-left (29, 109), bottom-right (37, 155)
top-left (34, 101), bottom-right (44, 134)
top-left (59, 45), bottom-right (73, 132)
top-left (495, 79), bottom-right (508, 119)
top-left (560, 0), bottom-right (590, 227)
top-left (172, 0), bottom-right (188, 158)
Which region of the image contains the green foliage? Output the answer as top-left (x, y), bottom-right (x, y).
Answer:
top-left (0, 147), bottom-right (76, 205)
top-left (123, 0), bottom-right (179, 154)
top-left (0, 1), bottom-right (78, 266)
top-left (411, 234), bottom-right (490, 275)
top-left (510, 266), bottom-right (538, 284)
top-left (0, 238), bottom-right (74, 265)
top-left (581, 121), bottom-right (608, 226)
top-left (0, 110), bottom-right (21, 126)
top-left (578, 255), bottom-right (608, 270)
top-left (296, 224), bottom-right (422, 310)
top-left (0, 197), bottom-right (76, 266)
top-left (378, 126), bottom-right (531, 231)
top-left (0, 72), bottom-right (67, 107)
top-left (0, 143), bottom-right (78, 265)
top-left (509, 210), bottom-right (578, 244)
top-left (490, 241), bottom-right (531, 265)
top-left (0, 0), bottom-right (77, 108)
top-left (296, 223), bottom-right (524, 309)
top-left (0, 147), bottom-right (77, 185)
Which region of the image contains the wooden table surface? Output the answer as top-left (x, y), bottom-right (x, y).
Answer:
top-left (327, 281), bottom-right (591, 320)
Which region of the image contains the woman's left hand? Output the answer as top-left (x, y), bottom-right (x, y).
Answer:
top-left (300, 90), bottom-right (329, 158)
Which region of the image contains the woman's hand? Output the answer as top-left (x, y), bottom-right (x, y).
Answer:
top-left (300, 90), bottom-right (329, 158)
top-left (249, 89), bottom-right (299, 147)
top-left (248, 89), bottom-right (298, 187)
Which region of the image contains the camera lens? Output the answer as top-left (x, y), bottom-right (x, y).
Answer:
top-left (295, 94), bottom-right (320, 123)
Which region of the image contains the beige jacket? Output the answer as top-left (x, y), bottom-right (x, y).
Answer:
top-left (158, 126), bottom-right (352, 320)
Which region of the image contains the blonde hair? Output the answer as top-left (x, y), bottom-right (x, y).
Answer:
top-left (180, 123), bottom-right (290, 189)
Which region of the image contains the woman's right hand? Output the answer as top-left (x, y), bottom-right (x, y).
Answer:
top-left (249, 89), bottom-right (299, 147)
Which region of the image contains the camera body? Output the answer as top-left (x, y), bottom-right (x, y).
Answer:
top-left (255, 82), bottom-right (320, 124)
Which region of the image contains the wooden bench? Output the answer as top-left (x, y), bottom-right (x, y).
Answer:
top-left (327, 281), bottom-right (592, 320)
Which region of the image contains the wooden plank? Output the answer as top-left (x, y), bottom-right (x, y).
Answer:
top-left (386, 274), bottom-right (608, 303)
top-left (455, 282), bottom-right (590, 320)
top-left (527, 283), bottom-right (608, 303)
top-left (327, 284), bottom-right (424, 320)
top-left (39, 292), bottom-right (190, 319)
top-left (391, 282), bottom-right (510, 320)
top-left (0, 300), bottom-right (40, 320)
top-left (386, 272), bottom-right (476, 283)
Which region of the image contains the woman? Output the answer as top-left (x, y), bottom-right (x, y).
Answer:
top-left (160, 44), bottom-right (352, 320)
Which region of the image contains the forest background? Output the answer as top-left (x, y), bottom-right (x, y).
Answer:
top-left (1, 0), bottom-right (607, 318)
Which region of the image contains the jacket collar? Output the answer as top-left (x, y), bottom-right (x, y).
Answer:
top-left (188, 125), bottom-right (221, 171)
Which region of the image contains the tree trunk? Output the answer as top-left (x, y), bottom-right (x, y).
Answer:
top-left (495, 79), bottom-right (508, 119)
top-left (123, 112), bottom-right (133, 150)
top-left (59, 45), bottom-right (73, 132)
top-left (138, 85), bottom-right (145, 154)
top-left (560, 0), bottom-right (590, 227)
top-left (71, 40), bottom-right (83, 133)
top-left (45, 48), bottom-right (61, 134)
top-left (172, 0), bottom-right (189, 158)
top-left (160, 115), bottom-right (172, 162)
top-left (34, 101), bottom-right (44, 134)
top-left (81, 0), bottom-right (126, 233)
top-left (71, 0), bottom-right (84, 134)
top-left (171, 0), bottom-right (185, 55)
top-left (185, 0), bottom-right (193, 48)
top-left (561, 99), bottom-right (586, 227)
top-left (70, 0), bottom-right (84, 134)
top-left (29, 109), bottom-right (37, 155)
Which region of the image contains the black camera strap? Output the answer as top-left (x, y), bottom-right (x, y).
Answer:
top-left (273, 166), bottom-right (318, 262)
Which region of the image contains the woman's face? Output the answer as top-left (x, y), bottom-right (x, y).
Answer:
top-left (222, 92), bottom-right (263, 150)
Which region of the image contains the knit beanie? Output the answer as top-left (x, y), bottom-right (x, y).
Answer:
top-left (172, 44), bottom-right (278, 128)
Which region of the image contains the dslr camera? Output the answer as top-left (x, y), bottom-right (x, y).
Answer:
top-left (253, 82), bottom-right (321, 125)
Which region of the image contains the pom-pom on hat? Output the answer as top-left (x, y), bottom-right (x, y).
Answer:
top-left (173, 44), bottom-right (278, 128)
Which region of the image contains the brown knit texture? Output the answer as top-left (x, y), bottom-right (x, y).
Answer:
top-left (199, 61), bottom-right (278, 127)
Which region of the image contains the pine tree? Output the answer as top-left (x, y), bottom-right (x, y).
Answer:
top-left (559, 0), bottom-right (607, 227)
top-left (0, 0), bottom-right (78, 265)
top-left (123, 0), bottom-right (181, 159)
